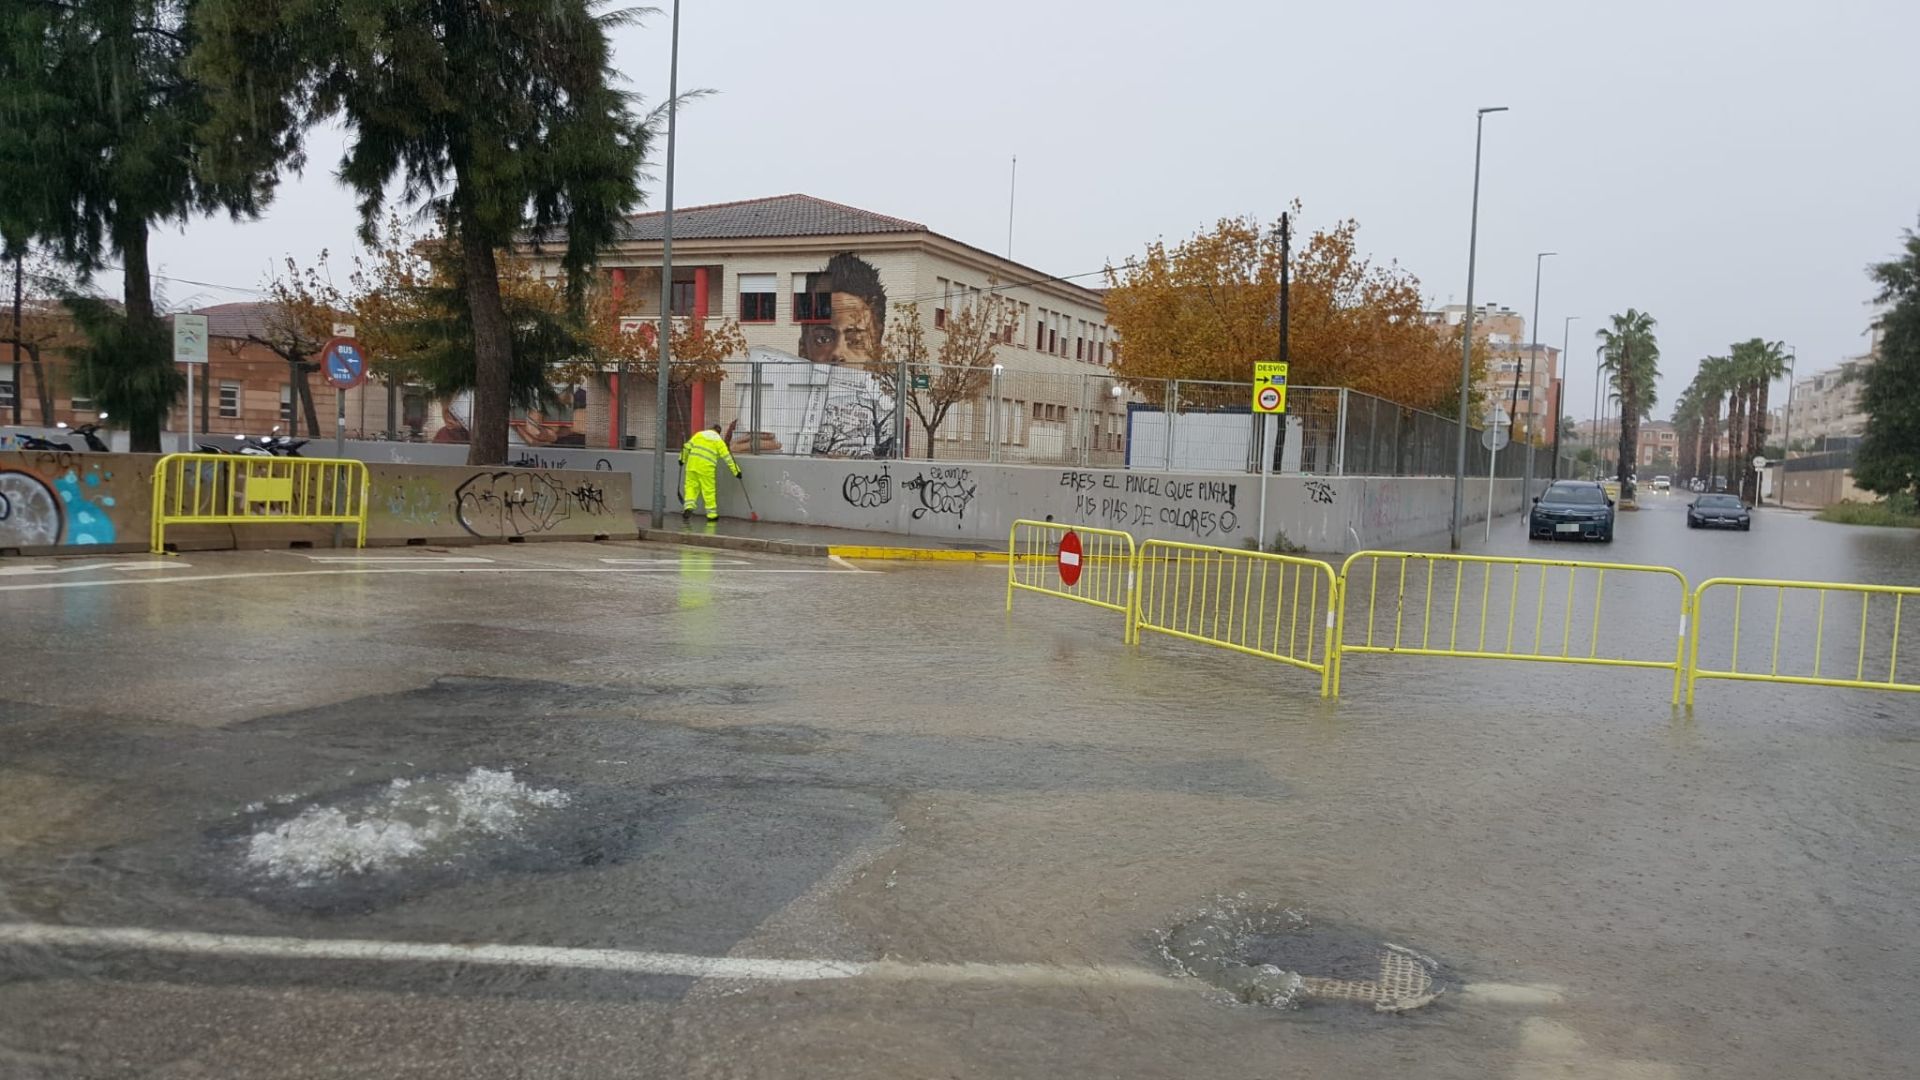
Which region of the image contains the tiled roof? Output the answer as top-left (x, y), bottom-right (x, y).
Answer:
top-left (612, 194), bottom-right (927, 242)
top-left (186, 301), bottom-right (288, 341)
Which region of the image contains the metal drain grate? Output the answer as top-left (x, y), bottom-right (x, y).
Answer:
top-left (1158, 899), bottom-right (1448, 1013)
top-left (1296, 943), bottom-right (1440, 1012)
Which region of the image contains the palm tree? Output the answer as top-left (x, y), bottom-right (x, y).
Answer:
top-left (1699, 355), bottom-right (1731, 487)
top-left (1596, 310), bottom-right (1660, 496)
top-left (1729, 338), bottom-right (1791, 501)
top-left (1671, 385), bottom-right (1701, 483)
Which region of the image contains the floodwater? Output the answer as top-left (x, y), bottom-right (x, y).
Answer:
top-left (0, 512), bottom-right (1915, 1078)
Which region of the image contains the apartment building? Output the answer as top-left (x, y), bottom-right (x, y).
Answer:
top-left (529, 193), bottom-right (1116, 460)
top-left (1424, 303), bottom-right (1560, 443)
top-left (1783, 332), bottom-right (1878, 445)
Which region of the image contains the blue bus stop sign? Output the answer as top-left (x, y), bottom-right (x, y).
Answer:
top-left (322, 337), bottom-right (368, 390)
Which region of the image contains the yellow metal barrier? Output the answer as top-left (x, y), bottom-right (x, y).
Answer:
top-left (1005, 519), bottom-right (1138, 635)
top-left (1686, 578), bottom-right (1919, 703)
top-left (151, 453), bottom-right (370, 553)
top-left (1334, 551), bottom-right (1691, 703)
top-left (1131, 540), bottom-right (1339, 696)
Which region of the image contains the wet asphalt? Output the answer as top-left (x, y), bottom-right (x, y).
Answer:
top-left (0, 503), bottom-right (1917, 1078)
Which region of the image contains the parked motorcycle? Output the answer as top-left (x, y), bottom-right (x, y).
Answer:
top-left (15, 432), bottom-right (70, 451)
top-left (66, 421), bottom-right (110, 452)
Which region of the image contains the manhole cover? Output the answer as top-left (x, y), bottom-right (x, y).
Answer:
top-left (1158, 897), bottom-right (1444, 1012)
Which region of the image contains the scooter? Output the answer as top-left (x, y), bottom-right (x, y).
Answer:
top-left (66, 421), bottom-right (110, 452)
top-left (15, 431), bottom-right (70, 451)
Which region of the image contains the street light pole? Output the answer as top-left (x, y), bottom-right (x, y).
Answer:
top-left (650, 0), bottom-right (682, 529)
top-left (1557, 315), bottom-right (1580, 478)
top-left (1778, 346), bottom-right (1796, 506)
top-left (1509, 250), bottom-right (1554, 498)
top-left (1450, 105), bottom-right (1508, 551)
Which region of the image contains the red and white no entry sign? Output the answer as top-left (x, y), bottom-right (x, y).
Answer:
top-left (1057, 530), bottom-right (1083, 586)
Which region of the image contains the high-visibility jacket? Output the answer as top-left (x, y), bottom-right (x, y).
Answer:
top-left (679, 429), bottom-right (740, 477)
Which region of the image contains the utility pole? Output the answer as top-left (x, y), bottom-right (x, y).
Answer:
top-left (9, 251), bottom-right (21, 425)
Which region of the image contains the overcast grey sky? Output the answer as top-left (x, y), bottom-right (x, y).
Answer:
top-left (139, 0), bottom-right (1917, 416)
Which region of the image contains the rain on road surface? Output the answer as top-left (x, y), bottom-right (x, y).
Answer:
top-left (1, 508), bottom-right (1916, 1079)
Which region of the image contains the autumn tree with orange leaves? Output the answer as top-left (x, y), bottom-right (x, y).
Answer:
top-left (1103, 212), bottom-right (1484, 414)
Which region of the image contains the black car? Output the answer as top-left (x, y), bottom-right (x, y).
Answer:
top-left (1688, 493), bottom-right (1752, 530)
top-left (1529, 481), bottom-right (1615, 542)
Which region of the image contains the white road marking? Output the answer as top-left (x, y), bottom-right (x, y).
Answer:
top-left (0, 923), bottom-right (861, 982)
top-left (299, 555), bottom-right (496, 564)
top-left (0, 565), bottom-right (869, 592)
top-left (599, 557), bottom-right (750, 566)
top-left (829, 555), bottom-right (879, 573)
top-left (0, 560), bottom-right (189, 577)
top-left (0, 922), bottom-right (1567, 1003)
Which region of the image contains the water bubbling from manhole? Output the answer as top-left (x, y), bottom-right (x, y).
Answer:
top-left (1157, 896), bottom-right (1443, 1012)
top-left (243, 767), bottom-right (569, 885)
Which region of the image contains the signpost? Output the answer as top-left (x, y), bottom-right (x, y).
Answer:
top-left (321, 336), bottom-right (367, 549)
top-left (1251, 362), bottom-right (1289, 553)
top-left (172, 314), bottom-right (209, 451)
top-left (1483, 405), bottom-right (1510, 540)
top-left (1057, 530), bottom-right (1083, 587)
top-left (321, 335), bottom-right (368, 458)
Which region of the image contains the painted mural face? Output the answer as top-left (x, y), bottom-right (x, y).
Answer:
top-left (828, 293), bottom-right (879, 363)
top-left (794, 252), bottom-right (886, 365)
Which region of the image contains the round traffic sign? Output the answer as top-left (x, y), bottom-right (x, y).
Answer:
top-left (321, 336), bottom-right (369, 390)
top-left (1480, 427), bottom-right (1510, 452)
top-left (1057, 530), bottom-right (1083, 587)
top-left (1257, 385), bottom-right (1282, 411)
top-left (1751, 455), bottom-right (1768, 470)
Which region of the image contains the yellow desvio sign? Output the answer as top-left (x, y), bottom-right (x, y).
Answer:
top-left (1253, 361), bottom-right (1289, 414)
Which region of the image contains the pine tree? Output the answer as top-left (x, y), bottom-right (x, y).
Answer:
top-left (1854, 223), bottom-right (1920, 501)
top-left (0, 0), bottom-right (272, 449)
top-left (194, 0), bottom-right (655, 465)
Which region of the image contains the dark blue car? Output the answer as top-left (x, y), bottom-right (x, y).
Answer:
top-left (1528, 481), bottom-right (1616, 543)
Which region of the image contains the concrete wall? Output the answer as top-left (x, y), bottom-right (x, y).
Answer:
top-left (320, 441), bottom-right (1537, 553)
top-left (0, 450), bottom-right (634, 555)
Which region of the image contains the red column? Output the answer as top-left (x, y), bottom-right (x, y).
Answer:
top-left (608, 268), bottom-right (627, 448)
top-left (690, 268), bottom-right (710, 430)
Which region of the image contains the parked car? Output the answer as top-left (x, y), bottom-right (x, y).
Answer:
top-left (1529, 481), bottom-right (1616, 542)
top-left (1687, 493), bottom-right (1752, 531)
top-left (1651, 475), bottom-right (1671, 492)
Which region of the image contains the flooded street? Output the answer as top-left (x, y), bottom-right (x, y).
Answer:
top-left (1, 512), bottom-right (1916, 1078)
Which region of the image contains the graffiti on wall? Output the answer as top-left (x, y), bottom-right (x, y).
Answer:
top-left (0, 469), bottom-right (61, 546)
top-left (780, 470), bottom-right (810, 517)
top-left (1304, 479), bottom-right (1336, 505)
top-left (902, 467), bottom-right (975, 526)
top-left (384, 478), bottom-right (444, 527)
top-left (454, 471), bottom-right (614, 539)
top-left (841, 465), bottom-right (893, 508)
top-left (1061, 470), bottom-right (1240, 540)
top-left (0, 455), bottom-right (120, 547)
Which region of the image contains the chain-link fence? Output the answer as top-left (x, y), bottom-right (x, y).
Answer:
top-left (429, 357), bottom-right (1576, 479)
top-left (705, 359), bottom-right (1576, 480)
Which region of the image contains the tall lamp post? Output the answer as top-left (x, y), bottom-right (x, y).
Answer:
top-left (1507, 250), bottom-right (1554, 496)
top-left (649, 0), bottom-right (683, 529)
top-left (1556, 315), bottom-right (1580, 478)
top-left (1449, 105), bottom-right (1508, 550)
top-left (1777, 346), bottom-right (1796, 506)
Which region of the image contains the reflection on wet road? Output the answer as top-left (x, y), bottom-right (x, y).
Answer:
top-left (1, 523), bottom-right (1916, 1078)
